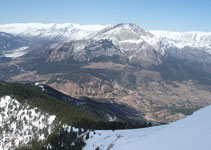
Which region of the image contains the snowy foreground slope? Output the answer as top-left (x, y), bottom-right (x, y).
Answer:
top-left (85, 105), bottom-right (211, 150)
top-left (0, 96), bottom-right (56, 150)
top-left (1, 95), bottom-right (211, 150)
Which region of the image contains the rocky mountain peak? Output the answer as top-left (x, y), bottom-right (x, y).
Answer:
top-left (92, 23), bottom-right (152, 42)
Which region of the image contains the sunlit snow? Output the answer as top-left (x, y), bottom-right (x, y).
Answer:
top-left (85, 105), bottom-right (211, 150)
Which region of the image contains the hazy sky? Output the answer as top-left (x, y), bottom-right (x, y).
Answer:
top-left (1, 0), bottom-right (211, 31)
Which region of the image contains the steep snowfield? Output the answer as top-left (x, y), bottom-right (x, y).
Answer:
top-left (85, 105), bottom-right (211, 150)
top-left (0, 96), bottom-right (56, 150)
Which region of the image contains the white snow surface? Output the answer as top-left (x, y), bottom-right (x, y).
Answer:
top-left (84, 105), bottom-right (211, 150)
top-left (0, 96), bottom-right (56, 150)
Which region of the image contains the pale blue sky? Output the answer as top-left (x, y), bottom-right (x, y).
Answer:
top-left (1, 0), bottom-right (211, 31)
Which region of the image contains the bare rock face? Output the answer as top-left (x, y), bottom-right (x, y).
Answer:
top-left (129, 45), bottom-right (163, 67)
top-left (46, 39), bottom-right (124, 62)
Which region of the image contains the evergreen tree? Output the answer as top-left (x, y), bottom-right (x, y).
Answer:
top-left (85, 132), bottom-right (90, 140)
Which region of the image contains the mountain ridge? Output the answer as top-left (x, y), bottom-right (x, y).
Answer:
top-left (1, 22), bottom-right (211, 62)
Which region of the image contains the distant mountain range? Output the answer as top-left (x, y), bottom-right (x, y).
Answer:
top-left (0, 23), bottom-right (106, 41)
top-left (1, 23), bottom-right (211, 51)
top-left (0, 23), bottom-right (211, 51)
top-left (1, 23), bottom-right (211, 64)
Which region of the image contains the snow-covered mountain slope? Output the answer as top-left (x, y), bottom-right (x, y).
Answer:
top-left (0, 23), bottom-right (108, 41)
top-left (0, 96), bottom-right (56, 150)
top-left (150, 30), bottom-right (211, 54)
top-left (90, 23), bottom-right (157, 61)
top-left (91, 23), bottom-right (152, 41)
top-left (90, 23), bottom-right (153, 52)
top-left (85, 105), bottom-right (211, 150)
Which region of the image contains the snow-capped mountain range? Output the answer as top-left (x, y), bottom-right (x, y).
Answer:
top-left (0, 23), bottom-right (211, 54)
top-left (0, 23), bottom-right (107, 41)
top-left (0, 23), bottom-right (211, 71)
top-left (151, 30), bottom-right (211, 50)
